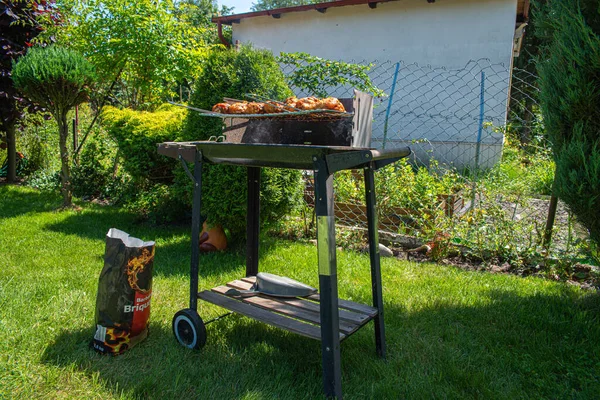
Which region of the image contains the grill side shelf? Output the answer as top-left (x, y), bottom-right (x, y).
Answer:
top-left (198, 276), bottom-right (380, 341)
top-left (241, 276), bottom-right (378, 317)
top-left (197, 290), bottom-right (341, 341)
top-left (157, 142), bottom-right (197, 162)
top-left (228, 279), bottom-right (370, 325)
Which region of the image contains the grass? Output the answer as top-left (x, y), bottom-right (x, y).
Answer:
top-left (1, 185), bottom-right (599, 399)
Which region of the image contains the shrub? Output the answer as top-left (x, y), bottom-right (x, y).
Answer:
top-left (536, 1), bottom-right (600, 248)
top-left (185, 45), bottom-right (293, 140)
top-left (124, 183), bottom-right (189, 225)
top-left (277, 52), bottom-right (385, 98)
top-left (71, 134), bottom-right (116, 198)
top-left (16, 111), bottom-right (58, 174)
top-left (102, 104), bottom-right (187, 187)
top-left (183, 45), bottom-right (303, 236)
top-left (26, 169), bottom-right (61, 192)
top-left (100, 104), bottom-right (189, 222)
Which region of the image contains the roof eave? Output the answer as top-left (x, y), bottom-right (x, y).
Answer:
top-left (211, 0), bottom-right (396, 25)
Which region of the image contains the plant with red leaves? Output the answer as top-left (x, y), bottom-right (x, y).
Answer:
top-left (0, 0), bottom-right (58, 182)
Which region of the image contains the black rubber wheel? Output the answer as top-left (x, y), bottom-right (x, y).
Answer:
top-left (172, 308), bottom-right (207, 350)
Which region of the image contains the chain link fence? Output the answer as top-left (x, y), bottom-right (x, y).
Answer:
top-left (281, 59), bottom-right (577, 258)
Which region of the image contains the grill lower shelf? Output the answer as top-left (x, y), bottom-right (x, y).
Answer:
top-left (198, 276), bottom-right (377, 341)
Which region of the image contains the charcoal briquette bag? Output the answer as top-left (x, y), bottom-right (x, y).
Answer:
top-left (92, 228), bottom-right (155, 355)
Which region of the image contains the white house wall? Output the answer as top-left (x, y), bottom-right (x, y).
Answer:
top-left (231, 0), bottom-right (518, 169)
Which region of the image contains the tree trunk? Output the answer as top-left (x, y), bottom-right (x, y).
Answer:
top-left (519, 98), bottom-right (534, 145)
top-left (58, 112), bottom-right (72, 207)
top-left (6, 122), bottom-right (17, 183)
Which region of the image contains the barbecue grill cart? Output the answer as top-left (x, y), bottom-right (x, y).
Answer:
top-left (158, 96), bottom-right (410, 399)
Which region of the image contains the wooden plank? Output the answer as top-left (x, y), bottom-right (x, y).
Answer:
top-left (241, 276), bottom-right (378, 317)
top-left (198, 290), bottom-right (345, 340)
top-left (307, 293), bottom-right (378, 317)
top-left (226, 280), bottom-right (370, 325)
top-left (213, 286), bottom-right (359, 334)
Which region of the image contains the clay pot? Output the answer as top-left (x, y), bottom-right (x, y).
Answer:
top-left (199, 222), bottom-right (227, 253)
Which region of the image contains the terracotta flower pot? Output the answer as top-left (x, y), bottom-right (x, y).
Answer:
top-left (199, 222), bottom-right (227, 253)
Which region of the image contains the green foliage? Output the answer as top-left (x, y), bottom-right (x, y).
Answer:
top-left (277, 52), bottom-right (385, 98)
top-left (12, 46), bottom-right (96, 118)
top-left (26, 168), bottom-right (61, 192)
top-left (334, 159), bottom-right (463, 214)
top-left (71, 135), bottom-right (115, 198)
top-left (102, 104), bottom-right (187, 186)
top-left (169, 163), bottom-right (303, 235)
top-left (251, 0), bottom-right (315, 11)
top-left (536, 1), bottom-right (600, 248)
top-left (185, 45), bottom-right (293, 139)
top-left (16, 111), bottom-right (59, 173)
top-left (552, 131), bottom-right (600, 241)
top-left (184, 46), bottom-right (302, 236)
top-left (484, 133), bottom-right (555, 197)
top-left (123, 183), bottom-right (189, 225)
top-left (55, 0), bottom-right (216, 109)
top-left (331, 159), bottom-right (465, 245)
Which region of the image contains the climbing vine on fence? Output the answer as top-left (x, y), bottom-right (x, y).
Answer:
top-left (277, 52), bottom-right (385, 98)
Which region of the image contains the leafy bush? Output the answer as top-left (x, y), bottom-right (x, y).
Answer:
top-left (71, 134), bottom-right (116, 198)
top-left (16, 111), bottom-right (58, 174)
top-left (103, 104), bottom-right (187, 187)
top-left (185, 45), bottom-right (293, 140)
top-left (100, 104), bottom-right (189, 222)
top-left (484, 133), bottom-right (555, 197)
top-left (26, 169), bottom-right (61, 192)
top-left (183, 45), bottom-right (303, 236)
top-left (334, 159), bottom-right (463, 210)
top-left (277, 52), bottom-right (385, 98)
top-left (331, 159), bottom-right (464, 240)
top-left (123, 183), bottom-right (189, 225)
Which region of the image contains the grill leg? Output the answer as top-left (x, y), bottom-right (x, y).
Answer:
top-left (314, 162), bottom-right (342, 399)
top-left (364, 163), bottom-right (386, 359)
top-left (246, 167), bottom-right (261, 277)
top-left (190, 152), bottom-right (203, 311)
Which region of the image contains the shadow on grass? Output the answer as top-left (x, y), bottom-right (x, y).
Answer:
top-left (0, 185), bottom-right (61, 219)
top-left (43, 202), bottom-right (287, 279)
top-left (41, 320), bottom-right (324, 399)
top-left (41, 288), bottom-right (600, 399)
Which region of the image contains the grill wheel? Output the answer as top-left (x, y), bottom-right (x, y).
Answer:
top-left (172, 308), bottom-right (207, 350)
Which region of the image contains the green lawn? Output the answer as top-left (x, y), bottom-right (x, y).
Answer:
top-left (1, 185), bottom-right (599, 399)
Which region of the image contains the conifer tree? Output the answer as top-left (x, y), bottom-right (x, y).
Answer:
top-left (536, 0), bottom-right (600, 249)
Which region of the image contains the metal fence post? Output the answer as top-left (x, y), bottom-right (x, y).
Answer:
top-left (382, 62), bottom-right (400, 149)
top-left (471, 71), bottom-right (485, 210)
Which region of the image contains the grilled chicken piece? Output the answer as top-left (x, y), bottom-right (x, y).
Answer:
top-left (228, 102), bottom-right (249, 114)
top-left (263, 102), bottom-right (285, 113)
top-left (212, 103), bottom-right (230, 113)
top-left (318, 97), bottom-right (345, 112)
top-left (245, 102), bottom-right (264, 114)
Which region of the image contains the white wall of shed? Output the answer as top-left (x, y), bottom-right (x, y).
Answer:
top-left (232, 0), bottom-right (516, 68)
top-left (231, 0), bottom-right (518, 168)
